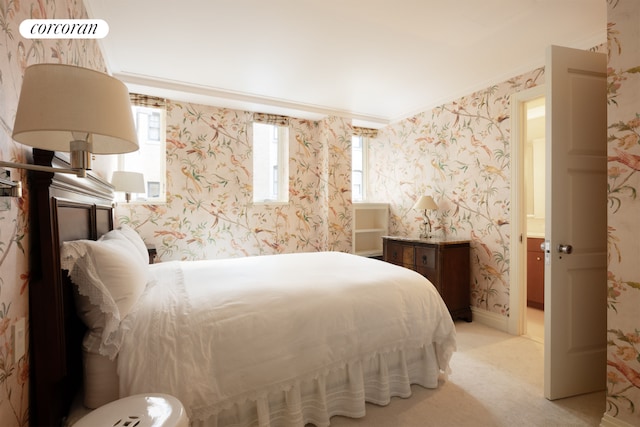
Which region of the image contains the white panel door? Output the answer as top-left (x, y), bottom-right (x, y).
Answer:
top-left (544, 45), bottom-right (607, 400)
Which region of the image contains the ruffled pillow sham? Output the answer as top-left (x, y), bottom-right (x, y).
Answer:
top-left (61, 230), bottom-right (149, 357)
top-left (61, 227), bottom-right (150, 409)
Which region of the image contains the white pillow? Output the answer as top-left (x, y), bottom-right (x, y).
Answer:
top-left (61, 235), bottom-right (148, 357)
top-left (100, 224), bottom-right (149, 266)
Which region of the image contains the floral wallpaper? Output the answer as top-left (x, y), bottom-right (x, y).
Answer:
top-left (0, 0), bottom-right (106, 425)
top-left (116, 104), bottom-right (354, 260)
top-left (369, 68), bottom-right (543, 315)
top-left (605, 0), bottom-right (640, 424)
top-left (1, 0), bottom-right (639, 425)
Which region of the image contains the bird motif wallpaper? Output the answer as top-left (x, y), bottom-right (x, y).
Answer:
top-left (117, 105), bottom-right (354, 260)
top-left (368, 68), bottom-right (543, 315)
top-left (605, 1), bottom-right (640, 424)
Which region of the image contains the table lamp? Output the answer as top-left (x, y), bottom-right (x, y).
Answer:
top-left (413, 195), bottom-right (438, 238)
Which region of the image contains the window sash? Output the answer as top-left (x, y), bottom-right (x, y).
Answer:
top-left (252, 122), bottom-right (289, 203)
top-left (352, 134), bottom-right (368, 202)
top-left (116, 101), bottom-right (167, 203)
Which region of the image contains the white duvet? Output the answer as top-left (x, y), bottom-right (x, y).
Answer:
top-left (117, 251), bottom-right (456, 425)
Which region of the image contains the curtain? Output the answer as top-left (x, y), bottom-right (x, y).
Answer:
top-left (352, 126), bottom-right (378, 138)
top-left (130, 93), bottom-right (166, 108)
top-left (252, 112), bottom-right (290, 126)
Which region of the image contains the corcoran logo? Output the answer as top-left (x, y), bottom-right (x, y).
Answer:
top-left (19, 19), bottom-right (109, 39)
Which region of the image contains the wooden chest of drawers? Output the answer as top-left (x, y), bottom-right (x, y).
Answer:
top-left (382, 236), bottom-right (472, 321)
top-left (527, 237), bottom-right (545, 310)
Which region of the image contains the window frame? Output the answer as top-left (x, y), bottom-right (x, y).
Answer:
top-left (252, 121), bottom-right (289, 204)
top-left (352, 134), bottom-right (368, 202)
top-left (115, 103), bottom-right (167, 204)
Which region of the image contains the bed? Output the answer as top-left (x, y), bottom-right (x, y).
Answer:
top-left (28, 150), bottom-right (457, 427)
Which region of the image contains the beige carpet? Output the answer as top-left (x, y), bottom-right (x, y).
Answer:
top-left (525, 306), bottom-right (544, 344)
top-left (329, 320), bottom-right (604, 427)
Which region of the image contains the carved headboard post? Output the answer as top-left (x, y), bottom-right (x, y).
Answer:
top-left (29, 149), bottom-right (115, 426)
top-left (29, 150), bottom-right (62, 426)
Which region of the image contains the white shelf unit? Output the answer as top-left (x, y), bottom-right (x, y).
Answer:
top-left (352, 203), bottom-right (389, 257)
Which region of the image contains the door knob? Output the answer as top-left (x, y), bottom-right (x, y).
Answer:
top-left (558, 244), bottom-right (573, 254)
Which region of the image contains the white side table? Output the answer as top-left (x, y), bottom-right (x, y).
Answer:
top-left (73, 393), bottom-right (189, 427)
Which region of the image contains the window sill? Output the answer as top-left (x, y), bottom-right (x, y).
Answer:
top-left (252, 200), bottom-right (289, 207)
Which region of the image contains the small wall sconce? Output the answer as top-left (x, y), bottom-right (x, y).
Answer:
top-left (413, 195), bottom-right (438, 239)
top-left (111, 171), bottom-right (145, 203)
top-left (0, 64), bottom-right (139, 190)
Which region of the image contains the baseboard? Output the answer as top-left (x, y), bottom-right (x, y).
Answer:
top-left (470, 307), bottom-right (509, 333)
top-left (600, 413), bottom-right (637, 427)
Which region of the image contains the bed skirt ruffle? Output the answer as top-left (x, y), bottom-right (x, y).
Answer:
top-left (195, 343), bottom-right (445, 427)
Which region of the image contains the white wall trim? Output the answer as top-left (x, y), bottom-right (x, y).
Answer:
top-left (600, 413), bottom-right (637, 427)
top-left (470, 307), bottom-right (509, 333)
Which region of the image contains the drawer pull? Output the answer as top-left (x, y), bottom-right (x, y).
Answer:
top-left (421, 255), bottom-right (428, 265)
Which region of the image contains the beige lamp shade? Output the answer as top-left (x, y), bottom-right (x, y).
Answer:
top-left (413, 195), bottom-right (438, 211)
top-left (413, 195), bottom-right (438, 239)
top-left (12, 64), bottom-right (138, 155)
top-left (111, 171), bottom-right (145, 194)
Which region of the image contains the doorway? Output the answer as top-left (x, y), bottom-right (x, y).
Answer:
top-left (508, 84), bottom-right (545, 339)
top-left (522, 95), bottom-right (545, 344)
top-left (509, 46), bottom-right (607, 400)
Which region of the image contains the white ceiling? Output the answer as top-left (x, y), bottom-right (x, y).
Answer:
top-left (84, 0), bottom-right (605, 128)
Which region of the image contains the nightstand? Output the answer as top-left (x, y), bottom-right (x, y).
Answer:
top-left (146, 244), bottom-right (157, 264)
top-left (383, 236), bottom-right (472, 321)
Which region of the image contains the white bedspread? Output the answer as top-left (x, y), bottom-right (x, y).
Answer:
top-left (117, 251), bottom-right (456, 425)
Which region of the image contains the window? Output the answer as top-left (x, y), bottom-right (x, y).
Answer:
top-left (352, 134), bottom-right (367, 202)
top-left (116, 102), bottom-right (166, 203)
top-left (253, 122), bottom-right (289, 203)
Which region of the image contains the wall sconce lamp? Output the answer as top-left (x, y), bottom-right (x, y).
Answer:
top-left (111, 171), bottom-right (145, 203)
top-left (412, 195), bottom-right (438, 239)
top-left (0, 63), bottom-right (139, 195)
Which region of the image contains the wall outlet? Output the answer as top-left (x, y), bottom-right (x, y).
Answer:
top-left (13, 317), bottom-right (26, 362)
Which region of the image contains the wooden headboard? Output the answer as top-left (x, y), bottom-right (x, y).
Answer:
top-left (29, 149), bottom-right (115, 426)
